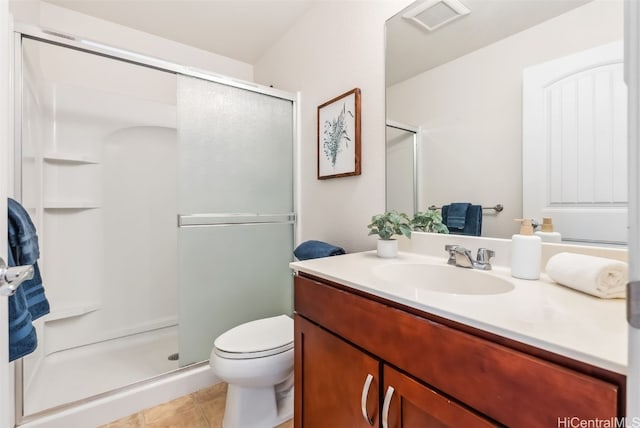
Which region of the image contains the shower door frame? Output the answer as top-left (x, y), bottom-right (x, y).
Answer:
top-left (11, 24), bottom-right (299, 425)
top-left (385, 120), bottom-right (419, 215)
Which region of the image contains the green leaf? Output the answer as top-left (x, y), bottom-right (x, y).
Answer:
top-left (366, 210), bottom-right (413, 240)
top-left (411, 209), bottom-right (449, 234)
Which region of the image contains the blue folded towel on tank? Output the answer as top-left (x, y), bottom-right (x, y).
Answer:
top-left (293, 240), bottom-right (345, 261)
top-left (442, 203), bottom-right (483, 237)
top-left (8, 198), bottom-right (49, 361)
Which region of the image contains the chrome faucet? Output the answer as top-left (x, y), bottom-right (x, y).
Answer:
top-left (444, 245), bottom-right (494, 270)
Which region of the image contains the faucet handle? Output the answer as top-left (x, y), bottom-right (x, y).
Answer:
top-left (445, 244), bottom-right (459, 253)
top-left (444, 244), bottom-right (458, 265)
top-left (476, 248), bottom-right (495, 264)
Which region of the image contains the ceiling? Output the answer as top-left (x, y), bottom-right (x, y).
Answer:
top-left (40, 0), bottom-right (319, 64)
top-left (24, 0), bottom-right (592, 83)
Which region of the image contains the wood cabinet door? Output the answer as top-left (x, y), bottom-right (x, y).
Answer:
top-left (295, 315), bottom-right (380, 428)
top-left (382, 366), bottom-right (499, 428)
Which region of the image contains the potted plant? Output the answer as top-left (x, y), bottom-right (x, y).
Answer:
top-left (367, 211), bottom-right (412, 258)
top-left (411, 209), bottom-right (449, 234)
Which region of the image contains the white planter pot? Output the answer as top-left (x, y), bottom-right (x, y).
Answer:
top-left (377, 239), bottom-right (398, 258)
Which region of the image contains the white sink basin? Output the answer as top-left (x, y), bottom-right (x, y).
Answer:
top-left (373, 263), bottom-right (514, 295)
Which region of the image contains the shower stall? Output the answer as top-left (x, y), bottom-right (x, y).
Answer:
top-left (385, 120), bottom-right (419, 215)
top-left (13, 27), bottom-right (295, 422)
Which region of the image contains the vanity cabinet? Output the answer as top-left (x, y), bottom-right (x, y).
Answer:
top-left (295, 315), bottom-right (495, 428)
top-left (293, 274), bottom-right (624, 428)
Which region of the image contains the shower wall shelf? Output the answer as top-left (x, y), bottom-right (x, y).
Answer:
top-left (43, 153), bottom-right (99, 164)
top-left (42, 154), bottom-right (101, 209)
top-left (44, 301), bottom-right (101, 322)
top-left (43, 201), bottom-right (101, 209)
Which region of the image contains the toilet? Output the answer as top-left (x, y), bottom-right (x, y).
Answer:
top-left (209, 314), bottom-right (294, 428)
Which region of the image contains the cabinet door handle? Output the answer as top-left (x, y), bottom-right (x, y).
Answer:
top-left (382, 385), bottom-right (395, 428)
top-left (360, 373), bottom-right (375, 425)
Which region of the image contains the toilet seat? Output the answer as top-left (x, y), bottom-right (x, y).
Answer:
top-left (214, 315), bottom-right (293, 360)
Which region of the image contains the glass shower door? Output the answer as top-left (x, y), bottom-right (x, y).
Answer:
top-left (176, 75), bottom-right (295, 365)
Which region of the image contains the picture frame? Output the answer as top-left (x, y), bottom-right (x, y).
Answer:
top-left (317, 88), bottom-right (361, 179)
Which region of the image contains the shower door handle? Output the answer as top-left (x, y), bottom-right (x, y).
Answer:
top-left (0, 257), bottom-right (34, 297)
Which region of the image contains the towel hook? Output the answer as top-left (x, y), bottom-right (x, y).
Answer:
top-left (0, 257), bottom-right (34, 297)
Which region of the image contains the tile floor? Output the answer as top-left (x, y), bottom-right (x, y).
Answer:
top-left (100, 383), bottom-right (293, 428)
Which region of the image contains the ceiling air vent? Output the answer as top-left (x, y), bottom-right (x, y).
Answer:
top-left (402, 0), bottom-right (470, 32)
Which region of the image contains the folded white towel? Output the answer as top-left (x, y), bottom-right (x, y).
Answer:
top-left (545, 252), bottom-right (627, 299)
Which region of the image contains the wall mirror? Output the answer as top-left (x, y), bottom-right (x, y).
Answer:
top-left (385, 0), bottom-right (626, 244)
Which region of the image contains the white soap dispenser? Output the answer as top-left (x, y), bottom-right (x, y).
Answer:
top-left (511, 219), bottom-right (541, 280)
top-left (534, 217), bottom-right (562, 243)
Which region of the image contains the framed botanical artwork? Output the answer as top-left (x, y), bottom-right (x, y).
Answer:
top-left (317, 88), bottom-right (361, 179)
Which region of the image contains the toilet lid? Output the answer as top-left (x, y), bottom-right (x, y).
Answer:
top-left (214, 315), bottom-right (293, 358)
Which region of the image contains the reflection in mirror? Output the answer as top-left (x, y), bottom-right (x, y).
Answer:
top-left (386, 121), bottom-right (418, 215)
top-left (385, 0), bottom-right (625, 243)
top-left (523, 40), bottom-right (626, 244)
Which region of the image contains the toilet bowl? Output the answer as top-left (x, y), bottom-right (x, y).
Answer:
top-left (209, 315), bottom-right (294, 428)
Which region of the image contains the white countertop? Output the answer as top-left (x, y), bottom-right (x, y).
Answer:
top-left (290, 251), bottom-right (627, 374)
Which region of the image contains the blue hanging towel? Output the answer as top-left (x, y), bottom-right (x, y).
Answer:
top-left (7, 198), bottom-right (49, 361)
top-left (294, 240), bottom-right (345, 261)
top-left (444, 202), bottom-right (470, 230)
top-left (442, 203), bottom-right (483, 237)
top-left (7, 250), bottom-right (37, 361)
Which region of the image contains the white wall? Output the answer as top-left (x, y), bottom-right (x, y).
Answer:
top-left (387, 0), bottom-right (623, 239)
top-left (626, 0), bottom-right (640, 419)
top-left (1, 0), bottom-right (15, 425)
top-left (10, 1), bottom-right (254, 82)
top-left (254, 0), bottom-right (412, 253)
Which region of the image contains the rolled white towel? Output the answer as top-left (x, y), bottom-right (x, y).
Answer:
top-left (545, 252), bottom-right (627, 299)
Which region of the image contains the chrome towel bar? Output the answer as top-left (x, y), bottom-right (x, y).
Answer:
top-left (428, 204), bottom-right (504, 213)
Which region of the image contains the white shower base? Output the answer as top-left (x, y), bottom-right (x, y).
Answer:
top-left (24, 326), bottom-right (180, 416)
top-left (20, 362), bottom-right (218, 428)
